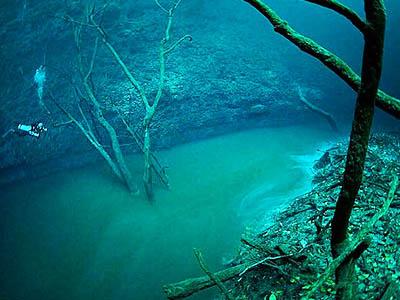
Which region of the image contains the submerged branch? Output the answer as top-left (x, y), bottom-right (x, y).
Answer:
top-left (89, 16), bottom-right (151, 111)
top-left (193, 249), bottom-right (234, 300)
top-left (164, 35), bottom-right (193, 55)
top-left (303, 175), bottom-right (399, 299)
top-left (243, 0), bottom-right (400, 119)
top-left (163, 263), bottom-right (249, 299)
top-left (304, 0), bottom-right (367, 33)
top-left (296, 86), bottom-right (338, 132)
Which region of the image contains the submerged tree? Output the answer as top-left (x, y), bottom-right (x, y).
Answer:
top-left (51, 88), bottom-right (138, 194)
top-left (52, 0), bottom-right (190, 200)
top-left (163, 0), bottom-right (398, 299)
top-left (330, 1), bottom-right (386, 298)
top-left (244, 0), bottom-right (393, 298)
top-left (243, 0), bottom-right (400, 119)
top-left (50, 14), bottom-right (137, 194)
top-left (88, 0), bottom-right (192, 201)
top-left (75, 25), bottom-right (138, 195)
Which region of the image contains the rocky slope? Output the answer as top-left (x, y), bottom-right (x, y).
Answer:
top-left (1, 0), bottom-right (398, 184)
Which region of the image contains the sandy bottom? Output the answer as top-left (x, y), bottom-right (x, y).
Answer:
top-left (0, 126), bottom-right (335, 300)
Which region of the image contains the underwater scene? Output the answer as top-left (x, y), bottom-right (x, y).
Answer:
top-left (0, 0), bottom-right (399, 299)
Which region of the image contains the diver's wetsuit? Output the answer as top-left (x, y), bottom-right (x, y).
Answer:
top-left (17, 122), bottom-right (42, 138)
top-left (1, 122), bottom-right (47, 140)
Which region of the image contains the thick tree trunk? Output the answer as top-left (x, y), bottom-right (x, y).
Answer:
top-left (330, 1), bottom-right (386, 299)
top-left (304, 176), bottom-right (398, 299)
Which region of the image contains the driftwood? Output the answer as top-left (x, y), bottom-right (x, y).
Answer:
top-left (296, 86), bottom-right (338, 132)
top-left (163, 263), bottom-right (250, 299)
top-left (302, 175), bottom-right (399, 299)
top-left (193, 248), bottom-right (234, 300)
top-left (241, 238), bottom-right (303, 266)
top-left (164, 241), bottom-right (302, 299)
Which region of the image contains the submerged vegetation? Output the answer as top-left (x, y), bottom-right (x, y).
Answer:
top-left (0, 0), bottom-right (399, 299)
top-left (165, 0), bottom-right (400, 299)
top-left (164, 133), bottom-right (400, 299)
top-left (51, 0), bottom-right (191, 199)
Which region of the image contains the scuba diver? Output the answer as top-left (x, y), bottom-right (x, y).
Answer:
top-left (2, 122), bottom-right (48, 139)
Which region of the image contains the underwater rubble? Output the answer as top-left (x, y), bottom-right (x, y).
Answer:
top-left (164, 132), bottom-right (400, 299)
top-left (229, 133), bottom-right (400, 299)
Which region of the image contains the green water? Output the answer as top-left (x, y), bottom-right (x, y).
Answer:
top-left (0, 126), bottom-right (333, 300)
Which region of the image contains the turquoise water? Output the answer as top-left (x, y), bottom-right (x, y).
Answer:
top-left (0, 126), bottom-right (334, 300)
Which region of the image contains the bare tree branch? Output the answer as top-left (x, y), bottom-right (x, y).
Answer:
top-left (164, 35), bottom-right (193, 55)
top-left (296, 85), bottom-right (338, 132)
top-left (193, 249), bottom-right (234, 300)
top-left (304, 0), bottom-right (367, 33)
top-left (243, 0), bottom-right (400, 119)
top-left (304, 175), bottom-right (398, 299)
top-left (155, 0), bottom-right (169, 14)
top-left (86, 37), bottom-right (99, 80)
top-left (89, 16), bottom-right (151, 111)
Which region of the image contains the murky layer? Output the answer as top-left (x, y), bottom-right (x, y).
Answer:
top-left (0, 126), bottom-right (334, 300)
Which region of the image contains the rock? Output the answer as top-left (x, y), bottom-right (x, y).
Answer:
top-left (314, 151), bottom-right (331, 169)
top-left (0, 0), bottom-right (314, 184)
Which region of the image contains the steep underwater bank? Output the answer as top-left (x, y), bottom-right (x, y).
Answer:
top-left (0, 117), bottom-right (321, 186)
top-left (0, 0), bottom-right (315, 184)
top-left (1, 0), bottom-right (380, 185)
top-left (0, 126), bottom-right (333, 300)
top-left (2, 0), bottom-right (399, 185)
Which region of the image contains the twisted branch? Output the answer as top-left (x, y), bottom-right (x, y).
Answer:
top-left (165, 35), bottom-right (193, 55)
